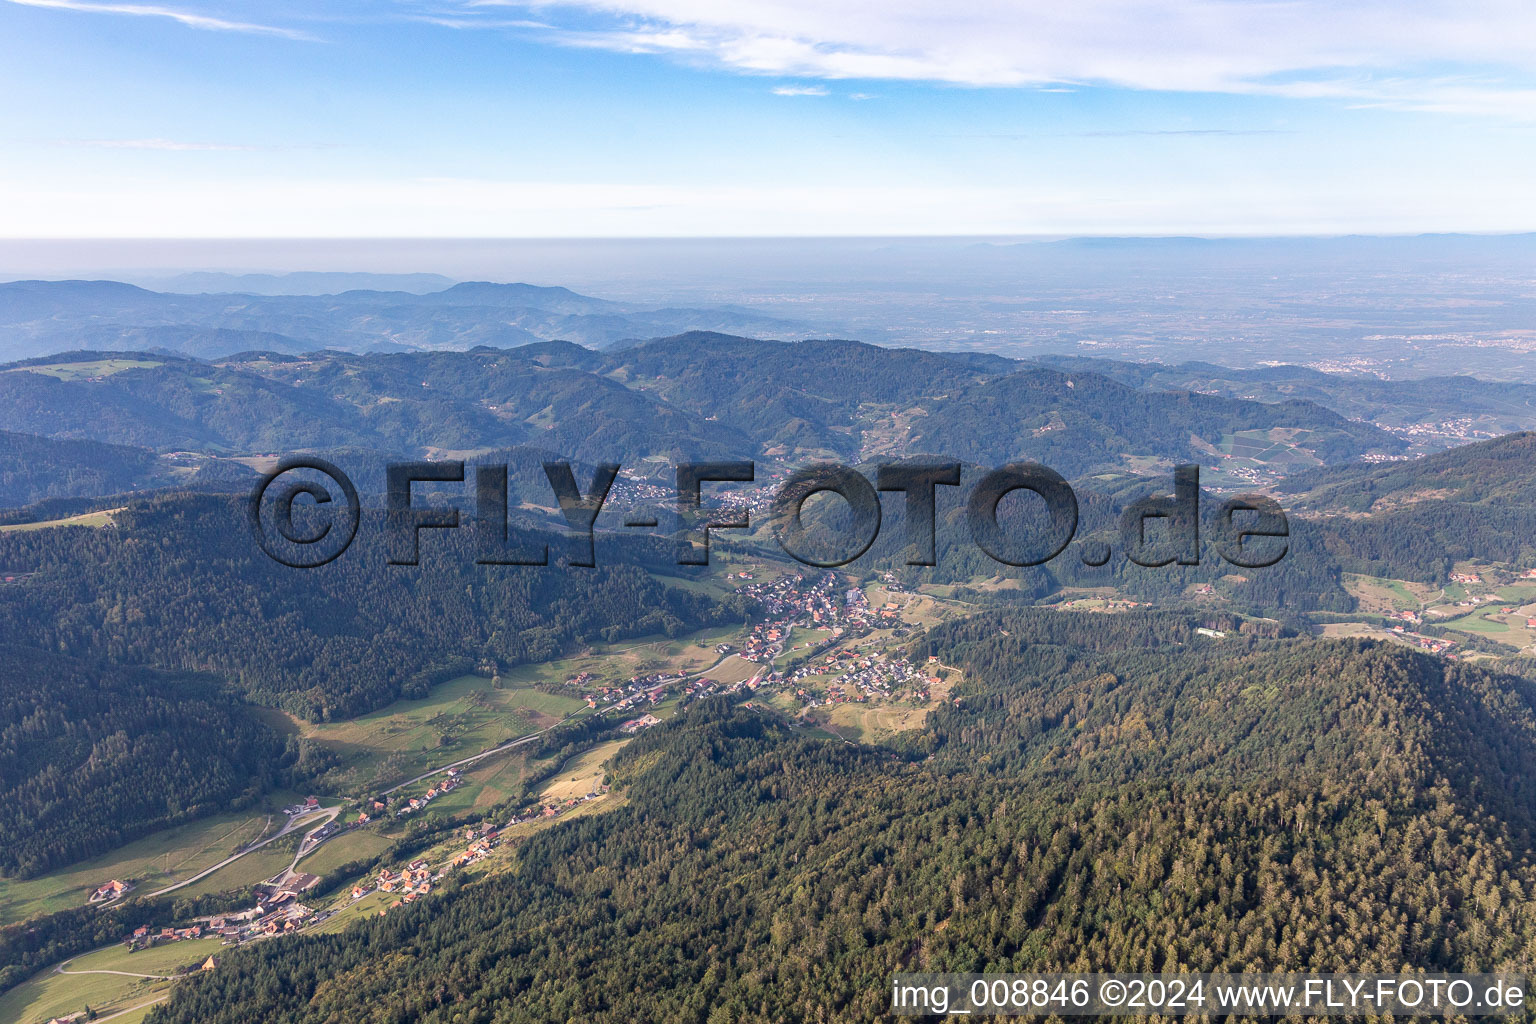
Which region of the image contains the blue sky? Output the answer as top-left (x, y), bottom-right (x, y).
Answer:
top-left (2, 0), bottom-right (1535, 236)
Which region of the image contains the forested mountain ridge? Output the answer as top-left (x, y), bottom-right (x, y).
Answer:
top-left (906, 362), bottom-right (1397, 474)
top-left (147, 622), bottom-right (1536, 1023)
top-left (0, 340), bottom-right (1401, 474)
top-left (1280, 430), bottom-right (1536, 510)
top-left (0, 493), bottom-right (752, 719)
top-left (0, 430), bottom-right (166, 506)
top-left (0, 279), bottom-right (814, 358)
top-left (0, 647), bottom-right (287, 878)
top-left (1038, 354), bottom-right (1536, 443)
top-left (1273, 432), bottom-right (1536, 582)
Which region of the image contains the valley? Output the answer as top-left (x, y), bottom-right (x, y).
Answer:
top-left (4, 328), bottom-right (1536, 1023)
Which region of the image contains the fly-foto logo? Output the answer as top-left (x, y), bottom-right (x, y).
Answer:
top-left (249, 458), bottom-right (1289, 571)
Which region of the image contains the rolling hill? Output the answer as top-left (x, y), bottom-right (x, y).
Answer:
top-left (0, 340), bottom-right (1401, 478)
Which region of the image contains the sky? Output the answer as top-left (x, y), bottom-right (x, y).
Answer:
top-left (2, 0), bottom-right (1536, 237)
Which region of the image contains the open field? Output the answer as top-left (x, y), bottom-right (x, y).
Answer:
top-left (5, 358), bottom-right (162, 380)
top-left (1340, 573), bottom-right (1439, 615)
top-left (297, 829), bottom-right (394, 878)
top-left (0, 937), bottom-right (220, 1024)
top-left (866, 583), bottom-right (968, 626)
top-left (496, 627), bottom-right (746, 690)
top-left (1218, 427), bottom-right (1325, 468)
top-left (825, 701), bottom-right (931, 743)
top-left (540, 740), bottom-right (625, 802)
top-left (0, 807), bottom-right (277, 925)
top-left (0, 507), bottom-right (121, 533)
top-left (703, 655), bottom-right (761, 685)
top-left (774, 626), bottom-right (835, 669)
top-left (0, 968), bottom-right (172, 1024)
top-left (262, 677), bottom-right (585, 793)
top-left (70, 938), bottom-right (224, 977)
top-left (173, 837), bottom-right (299, 899)
top-left (388, 748), bottom-right (533, 823)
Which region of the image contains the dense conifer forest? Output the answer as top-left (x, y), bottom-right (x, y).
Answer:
top-left (148, 615), bottom-right (1536, 1023)
top-left (0, 647), bottom-right (286, 877)
top-left (0, 494), bottom-right (752, 720)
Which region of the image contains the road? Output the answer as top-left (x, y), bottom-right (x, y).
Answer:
top-left (141, 651), bottom-right (754, 898)
top-left (94, 995), bottom-right (170, 1022)
top-left (380, 651), bottom-right (745, 797)
top-left (381, 723), bottom-right (562, 795)
top-left (143, 805), bottom-right (340, 899)
top-left (56, 960), bottom-right (171, 981)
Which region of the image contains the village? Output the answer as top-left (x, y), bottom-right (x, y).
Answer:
top-left (41, 564), bottom-right (963, 1024)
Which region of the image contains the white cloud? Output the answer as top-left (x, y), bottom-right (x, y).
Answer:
top-left (771, 84), bottom-right (828, 96)
top-left (4, 0), bottom-right (313, 39)
top-left (451, 0), bottom-right (1536, 116)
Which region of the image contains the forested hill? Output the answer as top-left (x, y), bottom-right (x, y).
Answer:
top-left (0, 647), bottom-right (286, 878)
top-left (1036, 354), bottom-right (1536, 441)
top-left (0, 493), bottom-right (752, 719)
top-left (0, 341), bottom-right (1400, 473)
top-left (1279, 430), bottom-right (1536, 511)
top-left (149, 620), bottom-right (1536, 1024)
top-left (904, 364), bottom-right (1393, 473)
top-left (0, 430), bottom-right (165, 506)
top-left (1272, 432), bottom-right (1536, 581)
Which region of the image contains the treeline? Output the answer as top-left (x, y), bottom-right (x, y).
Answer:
top-left (0, 646), bottom-right (288, 877)
top-left (0, 493), bottom-right (754, 719)
top-left (148, 622), bottom-right (1536, 1023)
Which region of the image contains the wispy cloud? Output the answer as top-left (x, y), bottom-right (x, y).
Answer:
top-left (771, 84), bottom-right (828, 96)
top-left (47, 137), bottom-right (342, 151)
top-left (425, 1), bottom-right (1536, 118)
top-left (1077, 129), bottom-right (1296, 137)
top-left (4, 0), bottom-right (313, 39)
top-left (56, 137), bottom-right (262, 151)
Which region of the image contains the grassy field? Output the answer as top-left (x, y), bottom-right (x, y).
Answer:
top-left (5, 358), bottom-right (162, 381)
top-left (0, 508), bottom-right (121, 533)
top-left (0, 807), bottom-right (278, 925)
top-left (387, 747), bottom-right (533, 823)
top-left (825, 701), bottom-right (931, 743)
top-left (263, 677), bottom-right (586, 793)
top-left (496, 628), bottom-right (746, 690)
top-left (173, 834), bottom-right (301, 900)
top-left (1218, 427), bottom-right (1325, 468)
top-left (0, 936), bottom-right (220, 1024)
top-left (297, 829), bottom-right (394, 878)
top-left (540, 740), bottom-right (625, 802)
top-left (773, 626), bottom-right (835, 669)
top-left (1342, 573), bottom-right (1436, 614)
top-left (70, 937), bottom-right (224, 976)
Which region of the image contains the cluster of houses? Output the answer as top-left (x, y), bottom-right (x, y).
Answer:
top-left (1387, 625), bottom-right (1459, 654)
top-left (583, 672), bottom-right (682, 715)
top-left (360, 860), bottom-right (437, 910)
top-left (121, 874), bottom-right (325, 951)
top-left (364, 789), bottom-right (612, 917)
top-left (784, 648), bottom-right (936, 705)
top-left (731, 572), bottom-right (889, 664)
top-left (395, 769), bottom-right (462, 816)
